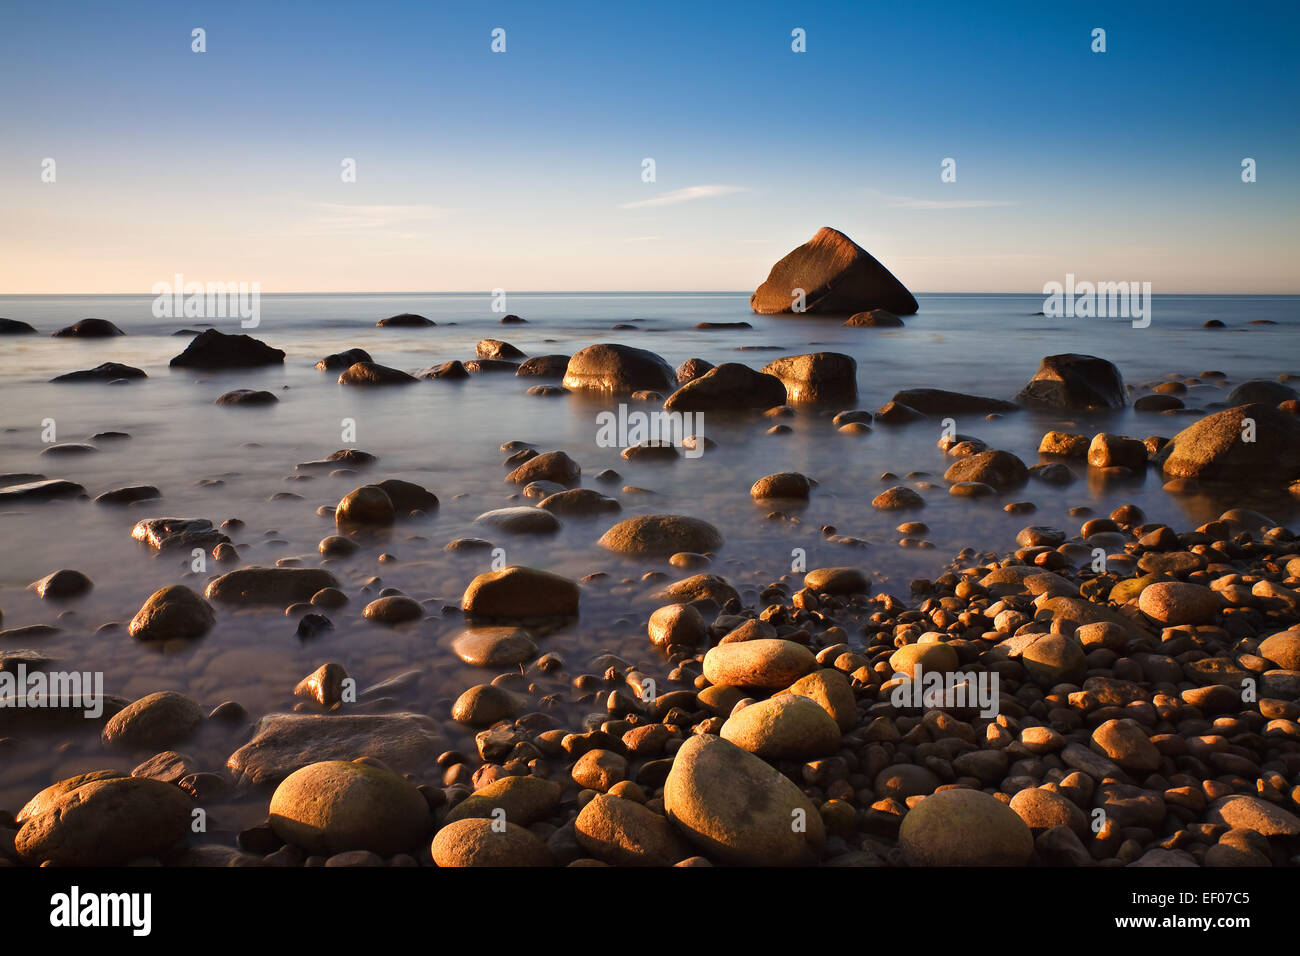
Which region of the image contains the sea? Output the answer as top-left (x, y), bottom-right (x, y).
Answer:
top-left (0, 291), bottom-right (1296, 822)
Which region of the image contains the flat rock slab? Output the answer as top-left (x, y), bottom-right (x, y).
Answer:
top-left (226, 712), bottom-right (445, 785)
top-left (473, 506), bottom-right (562, 534)
top-left (0, 479), bottom-right (85, 502)
top-left (205, 566), bottom-right (340, 605)
top-left (890, 388), bottom-right (1018, 415)
top-left (452, 627), bottom-right (539, 666)
top-left (94, 484), bottom-right (161, 505)
top-left (50, 362), bottom-right (147, 383)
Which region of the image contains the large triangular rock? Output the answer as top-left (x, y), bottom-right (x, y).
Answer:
top-left (750, 227), bottom-right (917, 316)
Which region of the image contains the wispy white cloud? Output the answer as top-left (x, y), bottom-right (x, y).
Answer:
top-left (299, 202), bottom-right (452, 235)
top-left (892, 253), bottom-right (1049, 261)
top-left (862, 188), bottom-right (1017, 210)
top-left (620, 185), bottom-right (746, 209)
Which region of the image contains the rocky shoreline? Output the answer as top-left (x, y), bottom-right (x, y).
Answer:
top-left (2, 254), bottom-right (1299, 867)
top-left (3, 486), bottom-right (1298, 867)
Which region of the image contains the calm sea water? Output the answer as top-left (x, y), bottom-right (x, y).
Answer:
top-left (0, 292), bottom-right (1296, 826)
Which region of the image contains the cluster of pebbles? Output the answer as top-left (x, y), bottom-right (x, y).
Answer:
top-left (2, 323), bottom-right (1299, 867)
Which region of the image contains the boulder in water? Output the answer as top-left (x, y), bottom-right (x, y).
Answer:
top-left (1155, 403), bottom-right (1300, 483)
top-left (562, 344), bottom-right (675, 394)
top-left (760, 352), bottom-right (857, 403)
top-left (50, 362), bottom-right (146, 383)
top-left (170, 329), bottom-right (285, 368)
top-left (750, 227), bottom-right (917, 316)
top-left (1016, 354), bottom-right (1126, 410)
top-left (663, 363), bottom-right (787, 411)
top-left (52, 318), bottom-right (124, 338)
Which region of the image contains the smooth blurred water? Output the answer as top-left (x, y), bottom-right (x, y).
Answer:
top-left (0, 292), bottom-right (1296, 819)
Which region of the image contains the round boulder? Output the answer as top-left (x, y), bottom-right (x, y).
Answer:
top-left (101, 691), bottom-right (203, 750)
top-left (598, 514), bottom-right (722, 557)
top-left (1091, 718), bottom-right (1162, 772)
top-left (720, 694), bottom-right (841, 759)
top-left (750, 472), bottom-right (812, 500)
top-left (648, 603), bottom-right (707, 647)
top-left (562, 344), bottom-right (675, 394)
top-left (270, 760), bottom-right (429, 855)
top-left (1138, 581), bottom-right (1222, 626)
top-left (431, 818), bottom-right (552, 866)
top-left (663, 734), bottom-right (824, 866)
top-left (16, 774), bottom-right (192, 865)
top-left (451, 627), bottom-right (539, 667)
top-left (575, 793), bottom-right (692, 866)
top-left (702, 639), bottom-right (815, 689)
top-left (943, 450), bottom-right (1028, 490)
top-left (898, 788), bottom-right (1034, 866)
top-left (462, 567), bottom-right (580, 619)
top-left (335, 485), bottom-right (396, 527)
top-left (128, 585), bottom-right (216, 641)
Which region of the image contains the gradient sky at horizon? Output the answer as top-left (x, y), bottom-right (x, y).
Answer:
top-left (1, 0), bottom-right (1297, 294)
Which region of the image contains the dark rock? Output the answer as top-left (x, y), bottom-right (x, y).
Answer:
top-left (844, 309), bottom-right (903, 327)
top-left (94, 485), bottom-right (161, 505)
top-left (52, 318), bottom-right (124, 338)
top-left (1227, 380), bottom-right (1298, 406)
top-left (516, 354), bottom-right (571, 377)
top-left (890, 388), bottom-right (1017, 415)
top-left (170, 329), bottom-right (285, 368)
top-left (374, 478), bottom-right (438, 513)
top-left (417, 360), bottom-right (469, 379)
top-left (216, 389), bottom-right (278, 406)
top-left (315, 348), bottom-right (372, 371)
top-left (676, 358), bottom-right (714, 384)
top-left (50, 362), bottom-right (146, 383)
top-left (663, 363), bottom-right (787, 411)
top-left (1016, 354), bottom-right (1126, 410)
top-left (1134, 394), bottom-right (1184, 412)
top-left (874, 401), bottom-right (925, 424)
top-left (205, 567), bottom-right (341, 606)
top-left (337, 362), bottom-right (416, 385)
top-left (129, 585), bottom-right (216, 641)
top-left (0, 479), bottom-right (84, 503)
top-left (30, 569), bottom-right (92, 599)
top-left (376, 313), bottom-right (434, 327)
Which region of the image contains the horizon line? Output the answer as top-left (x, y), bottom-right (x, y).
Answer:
top-left (3, 290), bottom-right (1299, 298)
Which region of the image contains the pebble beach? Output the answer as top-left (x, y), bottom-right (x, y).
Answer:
top-left (2, 228), bottom-right (1300, 871)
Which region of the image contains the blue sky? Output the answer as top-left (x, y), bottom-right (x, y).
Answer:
top-left (1, 0), bottom-right (1296, 293)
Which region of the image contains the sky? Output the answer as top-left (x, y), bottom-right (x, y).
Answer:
top-left (1, 0), bottom-right (1297, 294)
